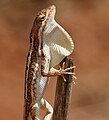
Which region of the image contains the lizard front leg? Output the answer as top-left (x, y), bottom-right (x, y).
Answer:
top-left (42, 67), bottom-right (75, 77)
top-left (41, 58), bottom-right (75, 77)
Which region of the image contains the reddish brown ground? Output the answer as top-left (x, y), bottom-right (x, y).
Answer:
top-left (0, 0), bottom-right (109, 120)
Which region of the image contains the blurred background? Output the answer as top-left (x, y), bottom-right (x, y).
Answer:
top-left (0, 0), bottom-right (109, 120)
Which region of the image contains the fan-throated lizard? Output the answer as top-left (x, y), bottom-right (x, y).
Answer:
top-left (23, 5), bottom-right (74, 120)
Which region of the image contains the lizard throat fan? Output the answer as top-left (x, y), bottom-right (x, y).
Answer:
top-left (42, 5), bottom-right (74, 67)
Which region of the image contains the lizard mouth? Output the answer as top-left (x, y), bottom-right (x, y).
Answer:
top-left (48, 5), bottom-right (56, 14)
top-left (42, 5), bottom-right (56, 24)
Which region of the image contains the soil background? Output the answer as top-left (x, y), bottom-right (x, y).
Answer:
top-left (1, 0), bottom-right (109, 120)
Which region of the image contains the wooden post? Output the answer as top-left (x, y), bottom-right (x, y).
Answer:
top-left (53, 57), bottom-right (75, 120)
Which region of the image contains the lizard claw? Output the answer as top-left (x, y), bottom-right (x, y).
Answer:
top-left (62, 66), bottom-right (76, 72)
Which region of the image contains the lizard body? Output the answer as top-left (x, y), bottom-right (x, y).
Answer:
top-left (24, 5), bottom-right (74, 120)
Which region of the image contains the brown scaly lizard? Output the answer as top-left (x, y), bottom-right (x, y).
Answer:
top-left (23, 5), bottom-right (75, 120)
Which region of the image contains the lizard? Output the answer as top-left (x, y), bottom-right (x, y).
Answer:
top-left (23, 5), bottom-right (75, 120)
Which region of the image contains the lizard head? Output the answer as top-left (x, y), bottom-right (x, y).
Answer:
top-left (33, 5), bottom-right (56, 27)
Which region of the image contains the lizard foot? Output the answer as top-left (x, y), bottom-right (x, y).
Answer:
top-left (59, 62), bottom-right (77, 83)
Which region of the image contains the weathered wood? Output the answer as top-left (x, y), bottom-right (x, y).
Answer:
top-left (53, 57), bottom-right (75, 120)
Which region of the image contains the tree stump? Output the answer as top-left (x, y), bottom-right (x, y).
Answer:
top-left (53, 57), bottom-right (75, 120)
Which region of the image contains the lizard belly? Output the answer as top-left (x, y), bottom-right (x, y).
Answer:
top-left (35, 44), bottom-right (51, 102)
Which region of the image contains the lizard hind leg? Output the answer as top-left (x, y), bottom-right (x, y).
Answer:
top-left (41, 98), bottom-right (53, 120)
top-left (31, 102), bottom-right (41, 120)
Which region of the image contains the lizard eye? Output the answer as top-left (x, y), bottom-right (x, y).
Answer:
top-left (41, 16), bottom-right (45, 21)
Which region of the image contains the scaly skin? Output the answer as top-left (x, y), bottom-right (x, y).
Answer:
top-left (23, 5), bottom-right (74, 120)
